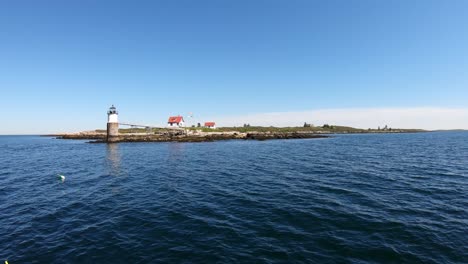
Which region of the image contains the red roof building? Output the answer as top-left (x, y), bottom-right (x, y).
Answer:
top-left (204, 122), bottom-right (216, 128)
top-left (168, 116), bottom-right (183, 123)
top-left (167, 116), bottom-right (185, 127)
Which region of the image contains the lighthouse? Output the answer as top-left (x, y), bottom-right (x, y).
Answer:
top-left (107, 105), bottom-right (119, 142)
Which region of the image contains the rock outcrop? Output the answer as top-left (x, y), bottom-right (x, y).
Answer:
top-left (50, 131), bottom-right (329, 143)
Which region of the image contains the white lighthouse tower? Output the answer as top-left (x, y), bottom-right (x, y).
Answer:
top-left (107, 105), bottom-right (119, 142)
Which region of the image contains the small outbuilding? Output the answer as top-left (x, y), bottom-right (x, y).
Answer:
top-left (168, 116), bottom-right (185, 127)
top-left (204, 122), bottom-right (216, 129)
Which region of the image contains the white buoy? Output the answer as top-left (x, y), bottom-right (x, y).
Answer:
top-left (57, 174), bottom-right (65, 182)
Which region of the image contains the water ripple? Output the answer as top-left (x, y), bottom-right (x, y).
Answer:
top-left (0, 133), bottom-right (467, 263)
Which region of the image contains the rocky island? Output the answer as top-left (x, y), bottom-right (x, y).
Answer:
top-left (45, 105), bottom-right (426, 143)
top-left (47, 125), bottom-right (425, 143)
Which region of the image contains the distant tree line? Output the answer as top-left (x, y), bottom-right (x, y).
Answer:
top-left (377, 125), bottom-right (392, 131)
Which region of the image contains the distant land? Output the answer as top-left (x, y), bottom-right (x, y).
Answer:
top-left (433, 129), bottom-right (467, 132)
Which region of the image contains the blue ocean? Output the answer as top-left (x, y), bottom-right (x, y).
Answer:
top-left (0, 132), bottom-right (467, 263)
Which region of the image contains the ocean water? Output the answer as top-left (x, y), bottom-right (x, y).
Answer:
top-left (0, 133), bottom-right (467, 263)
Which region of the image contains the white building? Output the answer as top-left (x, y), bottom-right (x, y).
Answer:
top-left (204, 122), bottom-right (216, 129)
top-left (167, 116), bottom-right (185, 127)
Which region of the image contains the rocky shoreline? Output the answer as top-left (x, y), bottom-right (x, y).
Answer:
top-left (47, 131), bottom-right (329, 143)
top-left (45, 127), bottom-right (427, 143)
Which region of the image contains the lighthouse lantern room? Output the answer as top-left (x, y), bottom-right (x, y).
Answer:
top-left (107, 105), bottom-right (118, 123)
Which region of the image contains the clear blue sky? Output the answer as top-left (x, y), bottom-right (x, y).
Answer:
top-left (1, 0), bottom-right (467, 133)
